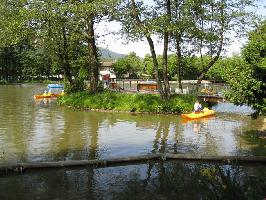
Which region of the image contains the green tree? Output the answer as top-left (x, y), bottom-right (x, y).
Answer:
top-left (170, 0), bottom-right (194, 91)
top-left (191, 0), bottom-right (255, 90)
top-left (224, 22), bottom-right (266, 114)
top-left (0, 0), bottom-right (29, 47)
top-left (167, 54), bottom-right (177, 80)
top-left (0, 0), bottom-right (33, 81)
top-left (57, 0), bottom-right (118, 92)
top-left (242, 21), bottom-right (266, 87)
top-left (26, 0), bottom-right (119, 92)
top-left (142, 54), bottom-right (154, 77)
top-left (154, 0), bottom-right (172, 98)
top-left (113, 58), bottom-right (129, 78)
top-left (0, 46), bottom-right (20, 81)
top-left (0, 0), bottom-right (119, 90)
top-left (113, 52), bottom-right (142, 78)
top-left (117, 0), bottom-right (172, 99)
top-left (167, 0), bottom-right (255, 91)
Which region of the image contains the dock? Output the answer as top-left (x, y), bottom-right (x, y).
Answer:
top-left (198, 95), bottom-right (225, 103)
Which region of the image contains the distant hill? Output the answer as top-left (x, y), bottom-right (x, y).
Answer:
top-left (99, 47), bottom-right (125, 61)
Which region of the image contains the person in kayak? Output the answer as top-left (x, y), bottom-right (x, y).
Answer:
top-left (48, 89), bottom-right (52, 96)
top-left (43, 90), bottom-right (48, 97)
top-left (194, 100), bottom-right (203, 113)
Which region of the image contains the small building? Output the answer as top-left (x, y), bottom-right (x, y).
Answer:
top-left (99, 61), bottom-right (116, 81)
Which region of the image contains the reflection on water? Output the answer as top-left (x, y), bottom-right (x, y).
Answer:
top-left (212, 102), bottom-right (255, 114)
top-left (0, 161), bottom-right (265, 199)
top-left (0, 84), bottom-right (265, 199)
top-left (0, 84), bottom-right (265, 165)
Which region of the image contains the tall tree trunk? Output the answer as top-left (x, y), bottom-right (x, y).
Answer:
top-left (162, 0), bottom-right (171, 99)
top-left (130, 0), bottom-right (163, 98)
top-left (175, 34), bottom-right (183, 92)
top-left (61, 26), bottom-right (72, 84)
top-left (146, 37), bottom-right (163, 96)
top-left (87, 16), bottom-right (99, 93)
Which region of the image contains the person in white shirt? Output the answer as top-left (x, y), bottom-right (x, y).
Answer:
top-left (194, 100), bottom-right (202, 112)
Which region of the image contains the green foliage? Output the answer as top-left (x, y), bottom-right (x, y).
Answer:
top-left (113, 52), bottom-right (143, 78)
top-left (220, 21), bottom-right (266, 114)
top-left (97, 80), bottom-right (104, 91)
top-left (0, 46), bottom-right (21, 81)
top-left (0, 0), bottom-right (258, 101)
top-left (142, 54), bottom-right (154, 78)
top-left (0, 80), bottom-right (7, 85)
top-left (58, 91), bottom-right (195, 114)
top-left (113, 58), bottom-right (130, 78)
top-left (0, 0), bottom-right (120, 89)
top-left (0, 0), bottom-right (29, 47)
top-left (206, 58), bottom-right (225, 81)
top-left (64, 79), bottom-right (85, 94)
top-left (117, 0), bottom-right (255, 92)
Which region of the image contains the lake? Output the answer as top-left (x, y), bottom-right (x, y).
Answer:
top-left (0, 84), bottom-right (265, 199)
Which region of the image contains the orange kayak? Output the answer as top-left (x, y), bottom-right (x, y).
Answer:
top-left (181, 108), bottom-right (215, 119)
top-left (34, 93), bottom-right (62, 99)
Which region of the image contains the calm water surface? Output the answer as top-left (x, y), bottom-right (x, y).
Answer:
top-left (0, 84), bottom-right (265, 199)
top-left (1, 161), bottom-right (265, 200)
top-left (0, 84), bottom-right (265, 164)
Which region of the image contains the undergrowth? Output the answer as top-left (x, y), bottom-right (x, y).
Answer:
top-left (58, 91), bottom-right (195, 114)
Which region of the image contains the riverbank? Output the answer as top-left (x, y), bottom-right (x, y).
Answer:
top-left (57, 91), bottom-right (196, 114)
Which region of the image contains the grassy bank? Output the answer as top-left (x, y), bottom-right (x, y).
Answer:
top-left (58, 91), bottom-right (196, 114)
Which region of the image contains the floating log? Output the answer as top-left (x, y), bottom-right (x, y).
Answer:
top-left (1, 153), bottom-right (266, 173)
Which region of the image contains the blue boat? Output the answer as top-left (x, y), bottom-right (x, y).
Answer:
top-left (47, 84), bottom-right (64, 88)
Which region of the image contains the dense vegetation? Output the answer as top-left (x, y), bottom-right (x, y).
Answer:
top-left (0, 0), bottom-right (264, 113)
top-left (58, 91), bottom-right (195, 114)
top-left (223, 22), bottom-right (266, 114)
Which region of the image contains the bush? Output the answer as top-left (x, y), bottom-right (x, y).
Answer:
top-left (58, 91), bottom-right (195, 114)
top-left (64, 79), bottom-right (85, 93)
top-left (0, 80), bottom-right (7, 85)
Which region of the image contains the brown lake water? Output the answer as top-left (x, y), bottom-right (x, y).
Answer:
top-left (0, 84), bottom-right (265, 199)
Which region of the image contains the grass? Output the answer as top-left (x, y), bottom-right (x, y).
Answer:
top-left (58, 91), bottom-right (196, 114)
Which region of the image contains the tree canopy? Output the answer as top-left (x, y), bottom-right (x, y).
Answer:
top-left (113, 52), bottom-right (142, 78)
top-left (222, 21), bottom-right (266, 114)
top-left (0, 0), bottom-right (264, 113)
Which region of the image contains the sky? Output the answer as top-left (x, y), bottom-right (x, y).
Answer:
top-left (95, 0), bottom-right (266, 58)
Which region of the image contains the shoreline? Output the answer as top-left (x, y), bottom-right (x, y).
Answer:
top-left (58, 91), bottom-right (196, 115)
top-left (63, 104), bottom-right (185, 115)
